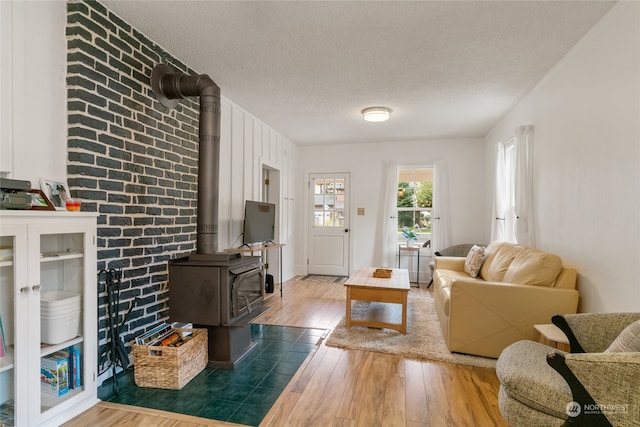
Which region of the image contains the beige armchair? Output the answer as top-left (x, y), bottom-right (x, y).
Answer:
top-left (497, 313), bottom-right (640, 426)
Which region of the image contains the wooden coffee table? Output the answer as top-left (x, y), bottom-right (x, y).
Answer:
top-left (344, 267), bottom-right (410, 334)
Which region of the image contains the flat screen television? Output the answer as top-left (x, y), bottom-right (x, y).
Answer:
top-left (242, 200), bottom-right (276, 245)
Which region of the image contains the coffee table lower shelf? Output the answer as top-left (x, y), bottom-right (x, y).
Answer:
top-left (347, 301), bottom-right (406, 334)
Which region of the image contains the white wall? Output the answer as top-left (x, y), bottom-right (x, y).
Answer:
top-left (1, 1), bottom-right (299, 281)
top-left (1, 1), bottom-right (68, 184)
top-left (485, 1), bottom-right (640, 312)
top-left (296, 138), bottom-right (488, 275)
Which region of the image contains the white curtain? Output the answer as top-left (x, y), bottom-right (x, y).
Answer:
top-left (379, 160), bottom-right (398, 268)
top-left (491, 141), bottom-right (507, 242)
top-left (514, 125), bottom-right (535, 247)
top-left (432, 160), bottom-right (451, 252)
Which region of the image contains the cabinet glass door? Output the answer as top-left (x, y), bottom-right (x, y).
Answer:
top-left (0, 229), bottom-right (25, 427)
top-left (38, 231), bottom-right (86, 417)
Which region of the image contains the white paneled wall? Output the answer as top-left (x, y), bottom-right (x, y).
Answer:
top-left (220, 98), bottom-right (297, 281)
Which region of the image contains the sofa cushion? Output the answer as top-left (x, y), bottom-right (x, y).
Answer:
top-left (606, 320), bottom-right (640, 352)
top-left (464, 245), bottom-right (485, 278)
top-left (502, 249), bottom-right (562, 287)
top-left (480, 242), bottom-right (524, 282)
top-left (497, 340), bottom-right (571, 420)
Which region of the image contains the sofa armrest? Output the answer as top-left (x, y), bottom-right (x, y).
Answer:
top-left (446, 280), bottom-right (579, 358)
top-left (560, 313), bottom-right (640, 353)
top-left (434, 256), bottom-right (466, 272)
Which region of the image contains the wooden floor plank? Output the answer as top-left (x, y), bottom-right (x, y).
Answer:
top-left (281, 345), bottom-right (343, 426)
top-left (404, 359), bottom-right (430, 425)
top-left (381, 371), bottom-right (406, 426)
top-left (299, 350), bottom-right (352, 427)
top-left (354, 352), bottom-right (388, 426)
top-left (335, 349), bottom-right (371, 420)
top-left (422, 361), bottom-right (453, 427)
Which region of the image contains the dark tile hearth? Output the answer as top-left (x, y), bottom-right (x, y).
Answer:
top-left (98, 324), bottom-right (325, 426)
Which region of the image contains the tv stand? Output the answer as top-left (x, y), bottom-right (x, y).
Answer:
top-left (225, 243), bottom-right (285, 297)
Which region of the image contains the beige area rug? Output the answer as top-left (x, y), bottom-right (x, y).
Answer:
top-left (325, 297), bottom-right (497, 369)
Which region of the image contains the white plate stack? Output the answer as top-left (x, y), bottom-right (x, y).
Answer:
top-left (41, 291), bottom-right (81, 345)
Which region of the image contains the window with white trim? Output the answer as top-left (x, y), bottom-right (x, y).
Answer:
top-left (397, 168), bottom-right (432, 244)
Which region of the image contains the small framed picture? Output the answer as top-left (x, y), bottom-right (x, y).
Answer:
top-left (40, 178), bottom-right (71, 211)
top-left (29, 190), bottom-right (56, 211)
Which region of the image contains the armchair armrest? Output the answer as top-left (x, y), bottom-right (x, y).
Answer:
top-left (548, 350), bottom-right (640, 427)
top-left (546, 350), bottom-right (612, 427)
top-left (555, 313), bottom-right (640, 353)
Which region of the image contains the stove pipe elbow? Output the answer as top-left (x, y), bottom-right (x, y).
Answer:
top-left (151, 64), bottom-right (221, 255)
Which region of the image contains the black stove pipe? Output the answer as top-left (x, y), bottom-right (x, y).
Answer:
top-left (151, 64), bottom-right (221, 255)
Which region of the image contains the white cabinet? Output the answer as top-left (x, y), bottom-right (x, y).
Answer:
top-left (0, 211), bottom-right (98, 426)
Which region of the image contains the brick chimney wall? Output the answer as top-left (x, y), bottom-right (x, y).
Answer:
top-left (66, 0), bottom-right (201, 371)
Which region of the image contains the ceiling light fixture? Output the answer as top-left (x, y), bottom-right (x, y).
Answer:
top-left (362, 106), bottom-right (391, 122)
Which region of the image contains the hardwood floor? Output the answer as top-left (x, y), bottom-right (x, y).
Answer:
top-left (63, 401), bottom-right (247, 427)
top-left (64, 276), bottom-right (507, 427)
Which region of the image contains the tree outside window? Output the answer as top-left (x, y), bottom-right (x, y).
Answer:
top-left (397, 168), bottom-right (432, 243)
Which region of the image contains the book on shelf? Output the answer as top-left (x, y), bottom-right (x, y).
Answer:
top-left (41, 353), bottom-right (69, 396)
top-left (66, 345), bottom-right (82, 389)
top-left (57, 349), bottom-right (72, 387)
top-left (42, 345), bottom-right (82, 394)
top-left (74, 345), bottom-right (82, 388)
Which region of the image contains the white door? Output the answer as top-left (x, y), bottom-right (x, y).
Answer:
top-left (308, 173), bottom-right (350, 276)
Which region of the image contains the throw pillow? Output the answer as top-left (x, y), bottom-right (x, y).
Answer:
top-left (464, 245), bottom-right (485, 278)
top-left (605, 320), bottom-right (640, 352)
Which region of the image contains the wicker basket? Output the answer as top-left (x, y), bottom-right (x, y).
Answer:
top-left (373, 268), bottom-right (393, 278)
top-left (133, 328), bottom-right (207, 390)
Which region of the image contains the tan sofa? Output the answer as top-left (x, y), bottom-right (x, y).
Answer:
top-left (433, 242), bottom-right (579, 358)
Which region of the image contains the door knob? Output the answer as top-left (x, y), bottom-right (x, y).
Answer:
top-left (344, 228), bottom-right (350, 233)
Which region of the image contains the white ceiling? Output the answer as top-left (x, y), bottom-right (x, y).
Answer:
top-left (103, 1), bottom-right (615, 146)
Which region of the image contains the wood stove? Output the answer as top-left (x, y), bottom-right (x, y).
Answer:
top-left (168, 253), bottom-right (265, 367)
top-left (151, 64), bottom-right (268, 368)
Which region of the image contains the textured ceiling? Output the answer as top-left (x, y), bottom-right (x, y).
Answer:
top-left (103, 1), bottom-right (615, 146)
